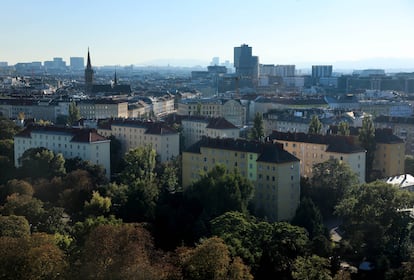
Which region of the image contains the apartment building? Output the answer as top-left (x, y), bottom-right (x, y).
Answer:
top-left (375, 115), bottom-right (414, 155)
top-left (14, 125), bottom-right (111, 177)
top-left (329, 125), bottom-right (405, 178)
top-left (177, 98), bottom-right (246, 127)
top-left (77, 99), bottom-right (128, 119)
top-left (373, 129), bottom-right (405, 178)
top-left (269, 131), bottom-right (366, 183)
top-left (97, 119), bottom-right (179, 162)
top-left (182, 137), bottom-right (300, 221)
top-left (181, 116), bottom-right (240, 149)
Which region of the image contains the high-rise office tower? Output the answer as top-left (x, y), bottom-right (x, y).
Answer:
top-left (70, 57), bottom-right (85, 70)
top-left (275, 65), bottom-right (296, 77)
top-left (234, 44), bottom-right (259, 85)
top-left (84, 48), bottom-right (94, 93)
top-left (312, 65), bottom-right (333, 78)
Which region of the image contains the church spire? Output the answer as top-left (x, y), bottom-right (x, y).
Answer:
top-left (86, 47), bottom-right (92, 69)
top-left (85, 47), bottom-right (94, 94)
top-left (114, 69), bottom-right (118, 85)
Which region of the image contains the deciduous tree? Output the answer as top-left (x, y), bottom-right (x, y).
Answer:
top-left (308, 159), bottom-right (358, 218)
top-left (292, 255), bottom-right (332, 280)
top-left (18, 147), bottom-right (66, 179)
top-left (335, 181), bottom-right (414, 267)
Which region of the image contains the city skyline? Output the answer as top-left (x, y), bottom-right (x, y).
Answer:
top-left (2, 0), bottom-right (414, 69)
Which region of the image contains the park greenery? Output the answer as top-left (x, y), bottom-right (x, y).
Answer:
top-left (1, 116), bottom-right (414, 279)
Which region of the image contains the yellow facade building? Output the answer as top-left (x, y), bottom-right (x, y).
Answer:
top-left (269, 131), bottom-right (366, 183)
top-left (372, 128), bottom-right (405, 178)
top-left (182, 137), bottom-right (300, 221)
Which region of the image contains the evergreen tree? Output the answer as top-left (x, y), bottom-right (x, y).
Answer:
top-left (358, 116), bottom-right (376, 181)
top-left (338, 121), bottom-right (350, 136)
top-left (308, 115), bottom-right (322, 135)
top-left (68, 102), bottom-right (80, 126)
top-left (249, 112), bottom-right (265, 141)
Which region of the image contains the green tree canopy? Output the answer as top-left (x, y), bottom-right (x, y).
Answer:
top-left (249, 112), bottom-right (265, 141)
top-left (118, 145), bottom-right (159, 222)
top-left (0, 215), bottom-right (30, 237)
top-left (178, 236), bottom-right (253, 280)
top-left (292, 255), bottom-right (332, 280)
top-left (358, 116), bottom-right (376, 181)
top-left (291, 197), bottom-right (325, 239)
top-left (0, 179), bottom-right (34, 203)
top-left (185, 165), bottom-right (254, 220)
top-left (210, 211), bottom-right (272, 271)
top-left (68, 102), bottom-right (80, 126)
top-left (0, 117), bottom-right (21, 140)
top-left (78, 223), bottom-right (171, 280)
top-left (83, 191), bottom-right (112, 217)
top-left (0, 193), bottom-right (45, 231)
top-left (307, 159), bottom-right (359, 218)
top-left (335, 181), bottom-right (414, 267)
top-left (18, 147), bottom-right (66, 179)
top-left (308, 115), bottom-right (323, 135)
top-left (0, 233), bottom-right (67, 280)
top-left (404, 155), bottom-right (414, 175)
top-left (338, 121), bottom-right (350, 136)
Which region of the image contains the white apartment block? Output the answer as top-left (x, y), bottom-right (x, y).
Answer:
top-left (181, 116), bottom-right (240, 149)
top-left (14, 125), bottom-right (111, 177)
top-left (97, 119), bottom-right (179, 162)
top-left (77, 99), bottom-right (128, 119)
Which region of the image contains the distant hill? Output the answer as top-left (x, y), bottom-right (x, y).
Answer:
top-left (297, 57), bottom-right (414, 73)
top-left (137, 58), bottom-right (209, 68)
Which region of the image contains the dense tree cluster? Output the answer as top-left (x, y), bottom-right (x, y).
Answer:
top-left (1, 118), bottom-right (414, 279)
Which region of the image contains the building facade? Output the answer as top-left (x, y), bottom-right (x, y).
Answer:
top-left (375, 116), bottom-right (414, 155)
top-left (177, 98), bottom-right (246, 127)
top-left (97, 119), bottom-right (179, 162)
top-left (181, 116), bottom-right (240, 149)
top-left (269, 131), bottom-right (366, 183)
top-left (182, 137), bottom-right (300, 221)
top-left (14, 125), bottom-right (111, 177)
top-left (365, 128), bottom-right (404, 178)
top-left (77, 99), bottom-right (128, 119)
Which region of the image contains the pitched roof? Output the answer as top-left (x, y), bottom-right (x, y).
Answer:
top-left (374, 128), bottom-right (404, 144)
top-left (92, 84), bottom-right (132, 94)
top-left (184, 137), bottom-right (299, 164)
top-left (15, 125), bottom-right (108, 143)
top-left (375, 115), bottom-right (414, 124)
top-left (97, 119), bottom-right (177, 135)
top-left (269, 130), bottom-right (365, 154)
top-left (206, 117), bottom-right (238, 129)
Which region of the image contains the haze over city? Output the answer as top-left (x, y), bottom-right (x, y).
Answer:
top-left (2, 0), bottom-right (414, 69)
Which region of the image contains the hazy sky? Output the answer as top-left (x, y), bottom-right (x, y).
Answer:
top-left (2, 0), bottom-right (414, 68)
